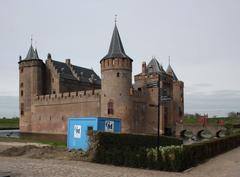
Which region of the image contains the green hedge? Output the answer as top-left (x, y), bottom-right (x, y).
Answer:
top-left (89, 132), bottom-right (182, 167)
top-left (182, 134), bottom-right (240, 169)
top-left (89, 132), bottom-right (240, 171)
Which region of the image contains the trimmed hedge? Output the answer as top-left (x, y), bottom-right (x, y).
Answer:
top-left (182, 134), bottom-right (240, 169)
top-left (89, 132), bottom-right (240, 171)
top-left (89, 132), bottom-right (182, 167)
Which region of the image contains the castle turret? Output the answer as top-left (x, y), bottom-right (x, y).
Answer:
top-left (166, 63), bottom-right (184, 124)
top-left (100, 23), bottom-right (133, 132)
top-left (166, 64), bottom-right (178, 81)
top-left (18, 44), bottom-right (45, 132)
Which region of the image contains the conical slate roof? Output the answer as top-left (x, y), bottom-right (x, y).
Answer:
top-left (25, 44), bottom-right (39, 60)
top-left (147, 58), bottom-right (166, 74)
top-left (166, 64), bottom-right (178, 81)
top-left (35, 48), bottom-right (39, 59)
top-left (102, 24), bottom-right (132, 61)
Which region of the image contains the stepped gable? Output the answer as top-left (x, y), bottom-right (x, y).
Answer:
top-left (72, 65), bottom-right (101, 85)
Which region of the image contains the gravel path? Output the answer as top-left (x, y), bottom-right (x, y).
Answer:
top-left (0, 147), bottom-right (239, 177)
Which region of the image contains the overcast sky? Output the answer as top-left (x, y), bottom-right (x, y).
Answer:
top-left (0, 0), bottom-right (239, 117)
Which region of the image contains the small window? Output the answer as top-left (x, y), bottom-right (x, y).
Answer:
top-left (21, 90), bottom-right (23, 96)
top-left (117, 72), bottom-right (120, 77)
top-left (87, 126), bottom-right (93, 136)
top-left (20, 68), bottom-right (24, 73)
top-left (163, 89), bottom-right (167, 96)
top-left (20, 103), bottom-right (24, 115)
top-left (20, 82), bottom-right (24, 88)
top-left (108, 100), bottom-right (114, 115)
top-left (179, 107), bottom-right (183, 116)
top-left (138, 88), bottom-right (142, 91)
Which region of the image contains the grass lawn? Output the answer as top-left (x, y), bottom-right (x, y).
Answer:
top-left (0, 118), bottom-right (19, 129)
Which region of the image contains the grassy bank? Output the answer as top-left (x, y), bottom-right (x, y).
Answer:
top-left (0, 118), bottom-right (19, 129)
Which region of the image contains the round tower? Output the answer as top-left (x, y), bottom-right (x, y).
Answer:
top-left (100, 24), bottom-right (133, 132)
top-left (18, 44), bottom-right (45, 132)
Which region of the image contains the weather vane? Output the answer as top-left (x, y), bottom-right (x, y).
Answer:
top-left (168, 56), bottom-right (171, 65)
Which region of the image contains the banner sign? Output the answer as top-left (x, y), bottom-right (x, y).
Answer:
top-left (74, 125), bottom-right (81, 139)
top-left (105, 120), bottom-right (114, 132)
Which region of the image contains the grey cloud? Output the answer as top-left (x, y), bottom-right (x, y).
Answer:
top-left (185, 89), bottom-right (240, 116)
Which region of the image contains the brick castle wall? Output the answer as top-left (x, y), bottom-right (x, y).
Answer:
top-left (30, 89), bottom-right (101, 134)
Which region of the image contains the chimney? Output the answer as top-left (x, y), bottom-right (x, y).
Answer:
top-left (142, 61), bottom-right (146, 74)
top-left (65, 59), bottom-right (71, 65)
top-left (47, 53), bottom-right (52, 60)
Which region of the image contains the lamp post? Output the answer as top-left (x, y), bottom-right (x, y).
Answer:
top-left (149, 73), bottom-right (171, 160)
top-left (157, 73), bottom-right (161, 159)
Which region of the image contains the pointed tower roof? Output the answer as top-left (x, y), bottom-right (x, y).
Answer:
top-left (35, 48), bottom-right (39, 59)
top-left (25, 44), bottom-right (39, 60)
top-left (166, 64), bottom-right (178, 81)
top-left (147, 57), bottom-right (166, 74)
top-left (102, 24), bottom-right (132, 61)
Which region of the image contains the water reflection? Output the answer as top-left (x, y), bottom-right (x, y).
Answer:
top-left (0, 129), bottom-right (20, 138)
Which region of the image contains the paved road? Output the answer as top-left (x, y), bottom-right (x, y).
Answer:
top-left (0, 147), bottom-right (240, 177)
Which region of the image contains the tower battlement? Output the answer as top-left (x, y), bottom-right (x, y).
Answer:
top-left (101, 58), bottom-right (132, 71)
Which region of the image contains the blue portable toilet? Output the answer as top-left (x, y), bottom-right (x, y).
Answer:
top-left (67, 117), bottom-right (121, 151)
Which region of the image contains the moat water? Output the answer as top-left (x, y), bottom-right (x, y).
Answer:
top-left (0, 129), bottom-right (209, 145)
top-left (0, 129), bottom-right (66, 142)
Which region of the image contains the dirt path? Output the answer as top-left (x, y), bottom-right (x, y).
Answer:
top-left (0, 145), bottom-right (239, 177)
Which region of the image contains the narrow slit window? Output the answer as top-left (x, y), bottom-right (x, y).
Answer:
top-left (107, 100), bottom-right (114, 115)
top-left (20, 103), bottom-right (24, 115)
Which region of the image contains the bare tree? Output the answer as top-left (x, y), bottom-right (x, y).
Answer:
top-left (228, 112), bottom-right (237, 118)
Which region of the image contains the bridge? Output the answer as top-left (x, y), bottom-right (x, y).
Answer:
top-left (176, 123), bottom-right (226, 138)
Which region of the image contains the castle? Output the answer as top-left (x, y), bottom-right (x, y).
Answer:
top-left (18, 23), bottom-right (184, 135)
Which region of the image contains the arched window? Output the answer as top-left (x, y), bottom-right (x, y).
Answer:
top-left (108, 100), bottom-right (114, 115)
top-left (117, 72), bottom-right (120, 77)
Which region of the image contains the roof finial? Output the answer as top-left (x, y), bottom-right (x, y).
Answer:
top-left (168, 56), bottom-right (171, 65)
top-left (114, 14), bottom-right (117, 25)
top-left (30, 34), bottom-right (33, 46)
